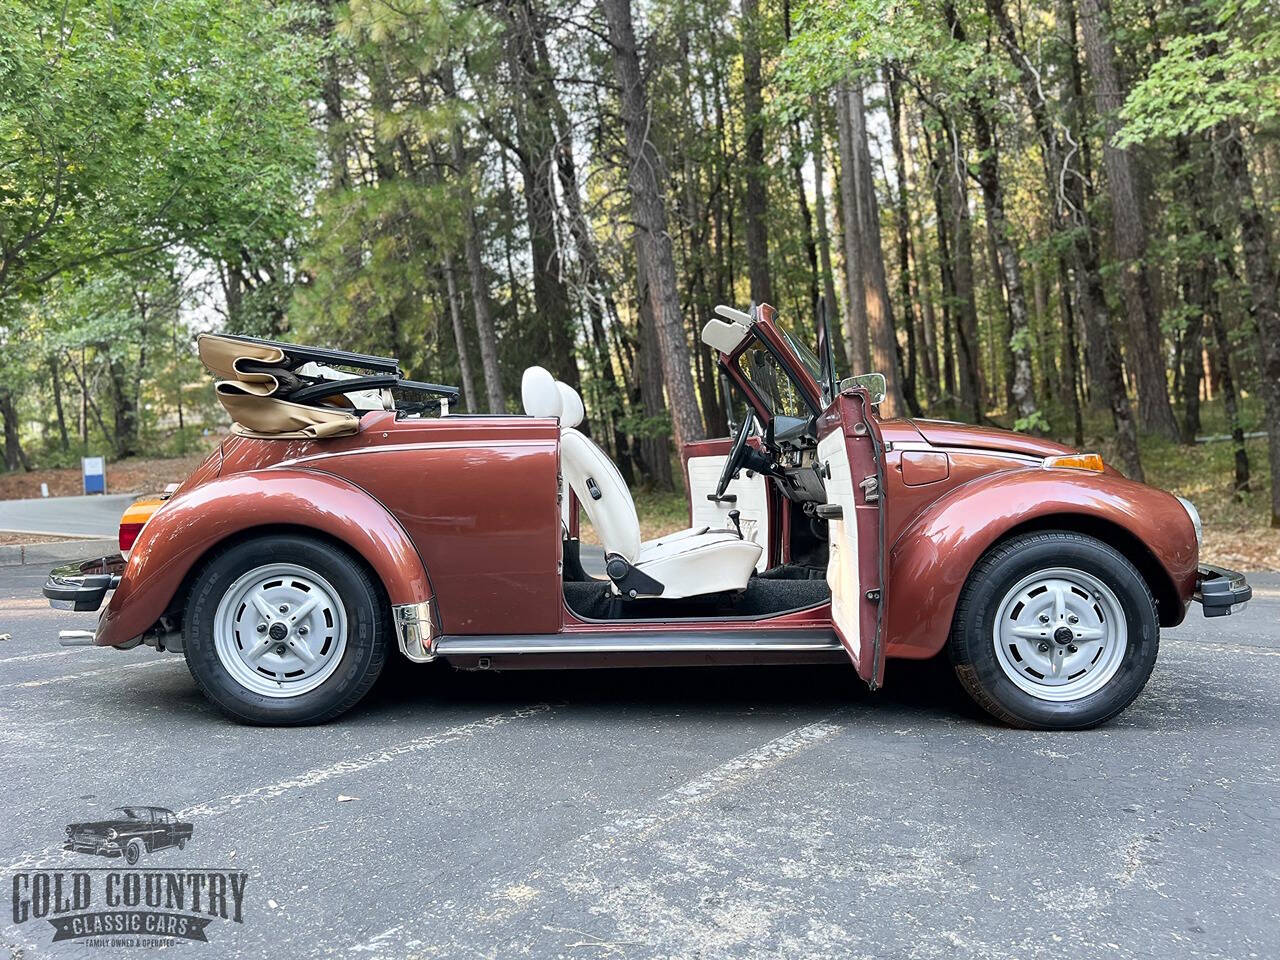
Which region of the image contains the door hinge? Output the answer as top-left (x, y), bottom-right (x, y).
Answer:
top-left (860, 476), bottom-right (879, 503)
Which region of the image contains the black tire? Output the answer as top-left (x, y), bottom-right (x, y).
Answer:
top-left (183, 534), bottom-right (390, 725)
top-left (948, 531), bottom-right (1159, 730)
top-left (124, 839), bottom-right (143, 866)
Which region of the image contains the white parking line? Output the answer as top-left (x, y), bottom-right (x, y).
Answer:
top-left (0, 649), bottom-right (76, 665)
top-left (1165, 638), bottom-right (1280, 657)
top-left (0, 659), bottom-right (172, 690)
top-left (446, 717), bottom-right (847, 941)
top-left (181, 703), bottom-right (556, 818)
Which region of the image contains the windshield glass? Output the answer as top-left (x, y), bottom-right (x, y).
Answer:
top-left (735, 339), bottom-right (814, 419)
top-left (776, 323), bottom-right (823, 387)
top-left (114, 807), bottom-right (147, 821)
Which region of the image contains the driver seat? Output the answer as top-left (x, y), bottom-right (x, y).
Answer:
top-left (522, 367), bottom-right (761, 599)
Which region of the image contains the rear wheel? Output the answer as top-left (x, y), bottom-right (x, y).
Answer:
top-left (949, 531), bottom-right (1159, 729)
top-left (184, 535), bottom-right (389, 725)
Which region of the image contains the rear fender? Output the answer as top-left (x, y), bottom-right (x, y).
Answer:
top-left (884, 469), bottom-right (1198, 659)
top-left (96, 469), bottom-right (431, 647)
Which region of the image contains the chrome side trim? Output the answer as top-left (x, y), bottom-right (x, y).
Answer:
top-left (889, 441), bottom-right (1044, 465)
top-left (393, 600), bottom-right (437, 663)
top-left (435, 630), bottom-right (842, 657)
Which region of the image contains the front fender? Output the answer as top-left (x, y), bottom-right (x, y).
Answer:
top-left (96, 469), bottom-right (431, 647)
top-left (884, 468), bottom-right (1198, 659)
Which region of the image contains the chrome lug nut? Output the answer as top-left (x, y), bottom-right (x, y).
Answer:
top-left (297, 625), bottom-right (309, 636)
top-left (1067, 644), bottom-right (1078, 653)
top-left (1067, 614), bottom-right (1079, 624)
top-left (278, 604), bottom-right (288, 613)
top-left (256, 623), bottom-right (267, 633)
top-left (1038, 642), bottom-right (1050, 652)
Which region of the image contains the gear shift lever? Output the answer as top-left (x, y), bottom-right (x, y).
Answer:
top-left (728, 509), bottom-right (743, 540)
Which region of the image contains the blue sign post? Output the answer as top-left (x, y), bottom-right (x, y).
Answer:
top-left (82, 456), bottom-right (106, 495)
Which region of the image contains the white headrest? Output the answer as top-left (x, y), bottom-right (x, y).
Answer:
top-left (556, 382), bottom-right (585, 428)
top-left (521, 366), bottom-right (561, 419)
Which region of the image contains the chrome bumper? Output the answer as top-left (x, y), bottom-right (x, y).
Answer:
top-left (1193, 564), bottom-right (1252, 617)
top-left (393, 600), bottom-right (437, 663)
top-left (43, 555), bottom-right (125, 612)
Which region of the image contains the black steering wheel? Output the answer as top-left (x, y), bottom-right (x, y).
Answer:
top-left (714, 410), bottom-right (755, 501)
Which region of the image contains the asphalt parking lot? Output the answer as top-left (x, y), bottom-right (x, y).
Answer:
top-left (1, 560), bottom-right (1277, 960)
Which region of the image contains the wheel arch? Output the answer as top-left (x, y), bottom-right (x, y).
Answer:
top-left (884, 470), bottom-right (1197, 660)
top-left (96, 469), bottom-right (432, 648)
top-left (990, 514), bottom-right (1181, 627)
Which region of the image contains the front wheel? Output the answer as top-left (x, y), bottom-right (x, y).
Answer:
top-left (949, 531), bottom-right (1159, 729)
top-left (124, 839), bottom-right (143, 866)
top-left (184, 535), bottom-right (390, 725)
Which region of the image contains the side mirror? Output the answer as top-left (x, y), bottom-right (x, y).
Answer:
top-left (839, 373), bottom-right (887, 406)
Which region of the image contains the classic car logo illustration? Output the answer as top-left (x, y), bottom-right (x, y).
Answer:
top-left (64, 806), bottom-right (193, 865)
top-left (7, 805), bottom-right (247, 947)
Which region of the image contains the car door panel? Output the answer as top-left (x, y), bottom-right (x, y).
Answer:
top-left (684, 450), bottom-right (770, 572)
top-left (817, 389), bottom-right (886, 687)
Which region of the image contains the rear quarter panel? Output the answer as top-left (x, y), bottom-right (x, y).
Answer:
top-left (227, 412), bottom-right (563, 635)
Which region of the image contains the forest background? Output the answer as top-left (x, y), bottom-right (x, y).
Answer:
top-left (1, 0), bottom-right (1277, 565)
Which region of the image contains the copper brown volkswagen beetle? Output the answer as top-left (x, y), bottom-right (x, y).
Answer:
top-left (44, 304), bottom-right (1250, 728)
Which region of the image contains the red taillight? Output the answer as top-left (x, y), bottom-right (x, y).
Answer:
top-left (119, 522), bottom-right (145, 552)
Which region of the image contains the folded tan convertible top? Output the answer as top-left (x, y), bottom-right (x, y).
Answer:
top-left (198, 333), bottom-right (459, 439)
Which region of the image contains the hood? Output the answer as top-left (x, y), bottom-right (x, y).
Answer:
top-left (909, 419), bottom-right (1076, 459)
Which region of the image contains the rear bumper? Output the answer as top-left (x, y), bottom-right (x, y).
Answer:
top-left (43, 555), bottom-right (125, 612)
top-left (1193, 564), bottom-right (1252, 617)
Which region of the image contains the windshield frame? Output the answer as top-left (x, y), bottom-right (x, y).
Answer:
top-left (722, 305), bottom-right (822, 425)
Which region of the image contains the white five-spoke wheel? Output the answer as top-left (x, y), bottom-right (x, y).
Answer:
top-left (213, 563), bottom-right (348, 698)
top-left (949, 531), bottom-right (1159, 729)
top-left (184, 535), bottom-right (389, 725)
top-left (992, 567), bottom-right (1127, 702)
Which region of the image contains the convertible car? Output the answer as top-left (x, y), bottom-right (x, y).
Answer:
top-left (44, 304), bottom-right (1250, 728)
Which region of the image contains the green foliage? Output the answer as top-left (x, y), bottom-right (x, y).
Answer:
top-left (1118, 0), bottom-right (1280, 144)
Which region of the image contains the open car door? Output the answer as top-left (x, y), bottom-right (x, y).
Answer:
top-left (816, 386), bottom-right (886, 688)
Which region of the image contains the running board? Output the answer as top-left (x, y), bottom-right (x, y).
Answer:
top-left (434, 629), bottom-right (842, 657)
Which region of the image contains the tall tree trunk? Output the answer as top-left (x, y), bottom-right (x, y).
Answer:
top-left (1078, 0), bottom-right (1179, 440)
top-left (938, 119), bottom-right (983, 422)
top-left (834, 81), bottom-right (871, 377)
top-left (1206, 284), bottom-right (1250, 494)
top-left (603, 0), bottom-right (705, 450)
top-left (845, 80), bottom-right (909, 416)
top-left (1178, 265), bottom-right (1206, 444)
top-left (1056, 256), bottom-right (1087, 446)
top-left (48, 354), bottom-right (70, 450)
top-left (444, 67), bottom-right (505, 413)
top-left (443, 255), bottom-right (478, 413)
top-left (939, 0), bottom-right (1039, 427)
top-left (1214, 122), bottom-right (1280, 524)
top-left (965, 88), bottom-right (1038, 425)
top-left (811, 94), bottom-right (848, 376)
top-left (741, 0), bottom-right (772, 306)
top-left (634, 238), bottom-right (675, 490)
top-left (501, 0), bottom-right (580, 390)
top-left (988, 0), bottom-right (1143, 478)
top-left (0, 388), bottom-right (31, 471)
top-left (885, 67), bottom-right (922, 416)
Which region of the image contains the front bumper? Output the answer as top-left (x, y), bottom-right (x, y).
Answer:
top-left (1193, 564), bottom-right (1252, 617)
top-left (43, 555), bottom-right (125, 612)
top-left (64, 838), bottom-right (121, 857)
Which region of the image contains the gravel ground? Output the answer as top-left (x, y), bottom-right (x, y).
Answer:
top-left (0, 562), bottom-right (1277, 960)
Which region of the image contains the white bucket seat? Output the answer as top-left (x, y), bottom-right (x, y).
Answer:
top-left (522, 367), bottom-right (761, 599)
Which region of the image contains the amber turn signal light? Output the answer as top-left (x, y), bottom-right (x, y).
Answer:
top-left (1042, 453), bottom-right (1105, 472)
